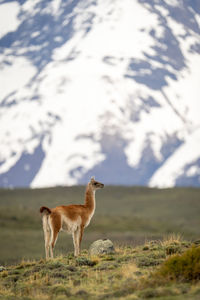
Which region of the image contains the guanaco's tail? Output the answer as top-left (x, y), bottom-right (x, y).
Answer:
top-left (40, 206), bottom-right (51, 214)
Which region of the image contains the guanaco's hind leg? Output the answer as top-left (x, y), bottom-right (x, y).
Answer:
top-left (50, 229), bottom-right (59, 258)
top-left (49, 213), bottom-right (61, 258)
top-left (42, 215), bottom-right (51, 259)
top-left (45, 229), bottom-right (51, 259)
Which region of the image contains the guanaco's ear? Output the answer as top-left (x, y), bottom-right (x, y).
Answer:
top-left (90, 176), bottom-right (95, 182)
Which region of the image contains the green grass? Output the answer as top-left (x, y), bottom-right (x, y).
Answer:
top-left (1, 240), bottom-right (200, 300)
top-left (0, 186), bottom-right (200, 265)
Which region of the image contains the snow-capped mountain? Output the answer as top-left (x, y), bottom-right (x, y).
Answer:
top-left (0, 0), bottom-right (200, 188)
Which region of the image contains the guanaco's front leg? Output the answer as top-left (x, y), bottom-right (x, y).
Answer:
top-left (72, 229), bottom-right (79, 257)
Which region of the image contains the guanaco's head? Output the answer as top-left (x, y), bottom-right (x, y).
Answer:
top-left (90, 176), bottom-right (104, 190)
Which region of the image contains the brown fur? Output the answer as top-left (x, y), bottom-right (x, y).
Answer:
top-left (40, 177), bottom-right (104, 259)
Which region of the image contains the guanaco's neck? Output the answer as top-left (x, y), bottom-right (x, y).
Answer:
top-left (84, 183), bottom-right (95, 212)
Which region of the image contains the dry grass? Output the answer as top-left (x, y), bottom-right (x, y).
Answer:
top-left (161, 233), bottom-right (183, 247)
top-left (120, 262), bottom-right (139, 279)
top-left (1, 240), bottom-right (200, 300)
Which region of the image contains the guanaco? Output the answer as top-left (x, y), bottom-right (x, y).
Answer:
top-left (40, 177), bottom-right (104, 258)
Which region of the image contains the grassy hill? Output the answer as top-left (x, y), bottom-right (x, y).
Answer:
top-left (1, 238), bottom-right (200, 300)
top-left (0, 186), bottom-right (200, 265)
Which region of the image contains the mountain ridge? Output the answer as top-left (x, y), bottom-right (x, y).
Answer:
top-left (0, 0), bottom-right (200, 188)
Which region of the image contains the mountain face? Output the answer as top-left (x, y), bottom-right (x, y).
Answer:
top-left (0, 0), bottom-right (200, 188)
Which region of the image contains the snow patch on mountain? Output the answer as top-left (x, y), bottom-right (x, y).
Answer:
top-left (149, 129), bottom-right (200, 187)
top-left (0, 0), bottom-right (200, 187)
top-left (0, 2), bottom-right (20, 38)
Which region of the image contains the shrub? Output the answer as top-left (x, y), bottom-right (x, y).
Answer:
top-left (157, 246), bottom-right (200, 282)
top-left (75, 257), bottom-right (97, 266)
top-left (136, 256), bottom-right (162, 267)
top-left (165, 245), bottom-right (182, 255)
top-left (51, 285), bottom-right (71, 296)
top-left (139, 286), bottom-right (179, 298)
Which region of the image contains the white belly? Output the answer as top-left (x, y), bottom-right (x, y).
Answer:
top-left (61, 216), bottom-right (81, 233)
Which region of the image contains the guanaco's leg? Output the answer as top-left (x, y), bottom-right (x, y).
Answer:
top-left (45, 229), bottom-right (51, 259)
top-left (49, 214), bottom-right (61, 258)
top-left (73, 227), bottom-right (80, 257)
top-left (73, 225), bottom-right (84, 256)
top-left (72, 231), bottom-right (77, 256)
top-left (42, 215), bottom-right (51, 259)
top-left (50, 230), bottom-right (59, 258)
top-left (79, 225), bottom-right (84, 255)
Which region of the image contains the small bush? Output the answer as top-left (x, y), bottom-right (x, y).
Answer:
top-left (139, 286), bottom-right (178, 298)
top-left (165, 245), bottom-right (182, 255)
top-left (51, 285), bottom-right (71, 296)
top-left (75, 257), bottom-right (97, 266)
top-left (95, 262), bottom-right (119, 270)
top-left (102, 255), bottom-right (115, 261)
top-left (46, 261), bottom-right (64, 269)
top-left (143, 246), bottom-right (149, 251)
top-left (66, 265), bottom-right (77, 272)
top-left (75, 289), bottom-right (89, 300)
top-left (50, 272), bottom-right (68, 279)
top-left (136, 257), bottom-right (163, 267)
top-left (157, 246), bottom-right (200, 282)
top-left (135, 252), bottom-right (165, 267)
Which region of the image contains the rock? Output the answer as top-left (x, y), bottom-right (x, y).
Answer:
top-left (89, 239), bottom-right (115, 256)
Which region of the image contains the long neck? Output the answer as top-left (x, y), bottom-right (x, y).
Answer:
top-left (84, 184), bottom-right (95, 212)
